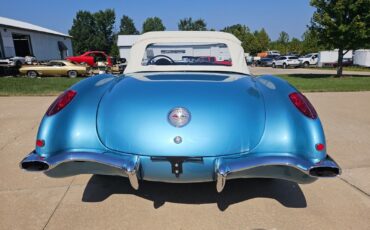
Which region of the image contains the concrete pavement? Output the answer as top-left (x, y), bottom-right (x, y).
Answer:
top-left (0, 94), bottom-right (369, 230)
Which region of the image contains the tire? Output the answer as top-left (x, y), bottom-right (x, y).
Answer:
top-left (15, 61), bottom-right (22, 68)
top-left (27, 71), bottom-right (38, 78)
top-left (272, 63), bottom-right (276, 68)
top-left (283, 63), bottom-right (287, 69)
top-left (67, 70), bottom-right (78, 78)
top-left (303, 62), bottom-right (309, 68)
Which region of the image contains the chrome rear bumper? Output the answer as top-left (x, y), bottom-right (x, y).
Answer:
top-left (215, 154), bottom-right (341, 192)
top-left (20, 151), bottom-right (140, 190)
top-left (20, 151), bottom-right (340, 193)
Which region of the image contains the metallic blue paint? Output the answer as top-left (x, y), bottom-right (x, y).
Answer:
top-left (21, 72), bottom-right (340, 192)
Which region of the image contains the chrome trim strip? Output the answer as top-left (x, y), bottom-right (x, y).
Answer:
top-left (215, 154), bottom-right (341, 193)
top-left (20, 151), bottom-right (140, 190)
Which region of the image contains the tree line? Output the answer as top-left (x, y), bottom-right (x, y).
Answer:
top-left (69, 10), bottom-right (322, 57)
top-left (69, 0), bottom-right (369, 76)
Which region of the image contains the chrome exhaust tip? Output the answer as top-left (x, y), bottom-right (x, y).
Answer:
top-left (20, 161), bottom-right (49, 171)
top-left (309, 167), bottom-right (340, 177)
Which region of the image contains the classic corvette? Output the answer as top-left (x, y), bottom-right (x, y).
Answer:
top-left (19, 60), bottom-right (88, 78)
top-left (20, 32), bottom-right (340, 192)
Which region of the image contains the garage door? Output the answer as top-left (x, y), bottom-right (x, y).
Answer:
top-left (12, 33), bottom-right (33, 57)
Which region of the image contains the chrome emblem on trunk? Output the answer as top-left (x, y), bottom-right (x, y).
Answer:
top-left (168, 107), bottom-right (191, 127)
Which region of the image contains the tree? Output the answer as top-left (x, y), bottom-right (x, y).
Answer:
top-left (93, 9), bottom-right (116, 53)
top-left (310, 0), bottom-right (370, 76)
top-left (119, 15), bottom-right (139, 35)
top-left (288, 38), bottom-right (302, 54)
top-left (274, 31), bottom-right (290, 54)
top-left (69, 9), bottom-right (116, 54)
top-left (142, 17), bottom-right (166, 33)
top-left (254, 28), bottom-right (270, 52)
top-left (301, 29), bottom-right (323, 54)
top-left (222, 24), bottom-right (264, 55)
top-left (69, 11), bottom-right (97, 54)
top-left (110, 34), bottom-right (120, 57)
top-left (178, 17), bottom-right (207, 31)
top-left (277, 31), bottom-right (290, 44)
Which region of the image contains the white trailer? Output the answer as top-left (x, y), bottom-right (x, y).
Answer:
top-left (354, 49), bottom-right (370, 67)
top-left (318, 50), bottom-right (353, 67)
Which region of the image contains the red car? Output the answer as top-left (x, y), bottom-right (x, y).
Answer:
top-left (66, 51), bottom-right (112, 67)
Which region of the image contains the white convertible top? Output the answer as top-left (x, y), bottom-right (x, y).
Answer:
top-left (124, 31), bottom-right (250, 75)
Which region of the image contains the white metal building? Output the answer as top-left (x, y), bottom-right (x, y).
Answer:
top-left (117, 35), bottom-right (140, 62)
top-left (0, 16), bottom-right (73, 60)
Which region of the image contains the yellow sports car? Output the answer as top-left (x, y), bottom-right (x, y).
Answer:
top-left (19, 60), bottom-right (88, 78)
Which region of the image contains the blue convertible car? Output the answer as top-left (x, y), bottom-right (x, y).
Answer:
top-left (20, 32), bottom-right (340, 192)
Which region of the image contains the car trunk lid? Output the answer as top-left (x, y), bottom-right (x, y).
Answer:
top-left (96, 72), bottom-right (265, 157)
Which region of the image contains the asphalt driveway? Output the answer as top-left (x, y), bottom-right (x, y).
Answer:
top-left (0, 93), bottom-right (369, 230)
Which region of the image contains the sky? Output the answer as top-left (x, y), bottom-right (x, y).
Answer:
top-left (0, 0), bottom-right (316, 40)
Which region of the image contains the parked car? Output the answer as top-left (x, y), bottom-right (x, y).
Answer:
top-left (272, 56), bottom-right (301, 68)
top-left (0, 56), bottom-right (25, 67)
top-left (196, 56), bottom-right (232, 66)
top-left (258, 57), bottom-right (274, 67)
top-left (257, 50), bottom-right (281, 58)
top-left (19, 60), bottom-right (88, 78)
top-left (66, 51), bottom-right (112, 67)
top-left (286, 52), bottom-right (299, 57)
top-left (20, 31), bottom-right (340, 193)
top-left (299, 53), bottom-right (319, 67)
top-left (268, 50), bottom-right (281, 56)
top-left (256, 55), bottom-right (280, 67)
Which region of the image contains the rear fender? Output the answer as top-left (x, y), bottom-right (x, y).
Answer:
top-left (254, 75), bottom-right (326, 163)
top-left (36, 75), bottom-right (118, 157)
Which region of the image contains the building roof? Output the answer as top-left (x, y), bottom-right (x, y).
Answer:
top-left (117, 35), bottom-right (140, 47)
top-left (124, 31), bottom-right (250, 75)
top-left (0, 16), bottom-right (70, 37)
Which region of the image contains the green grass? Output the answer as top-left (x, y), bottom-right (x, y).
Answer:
top-left (311, 66), bottom-right (370, 72)
top-left (278, 74), bottom-right (370, 92)
top-left (0, 77), bottom-right (83, 96)
top-left (1, 74), bottom-right (370, 96)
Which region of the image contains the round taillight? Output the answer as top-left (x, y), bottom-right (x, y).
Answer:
top-left (36, 139), bottom-right (45, 147)
top-left (289, 92), bottom-right (318, 119)
top-left (46, 90), bottom-right (77, 116)
top-left (316, 143), bottom-right (325, 151)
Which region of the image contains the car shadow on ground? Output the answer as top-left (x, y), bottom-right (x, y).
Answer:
top-left (82, 175), bottom-right (307, 211)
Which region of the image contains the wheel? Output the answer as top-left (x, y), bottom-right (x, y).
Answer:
top-left (283, 63), bottom-right (287, 69)
top-left (303, 62), bottom-right (309, 68)
top-left (27, 71), bottom-right (38, 78)
top-left (15, 61), bottom-right (22, 68)
top-left (272, 63), bottom-right (276, 68)
top-left (67, 70), bottom-right (78, 78)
